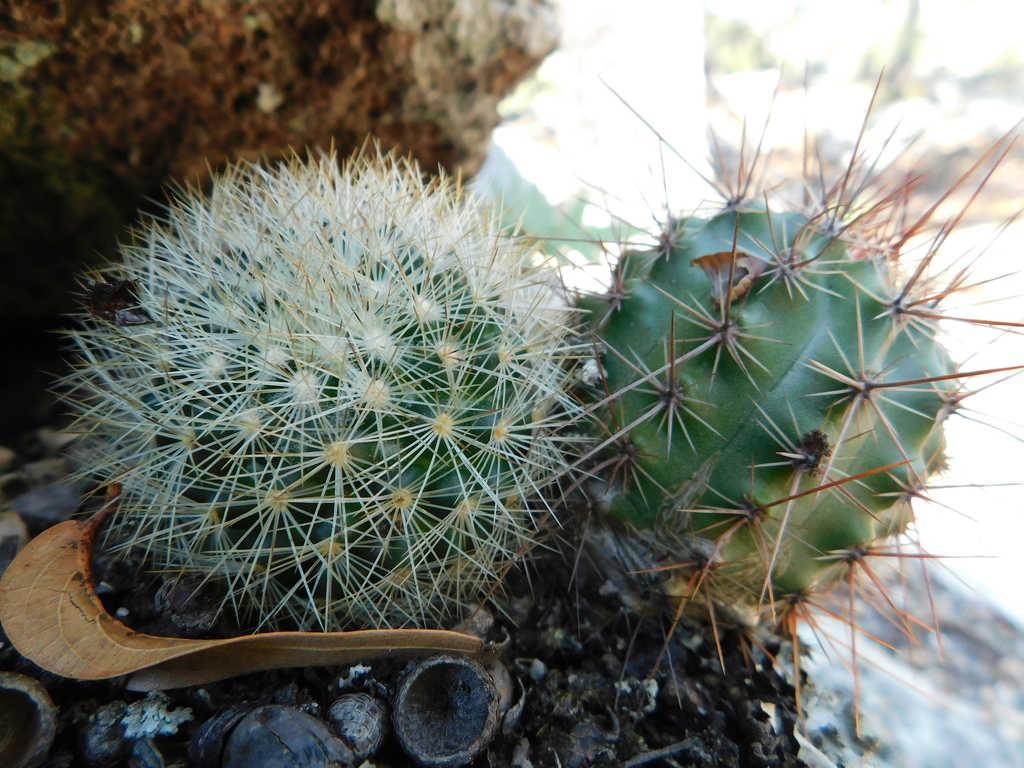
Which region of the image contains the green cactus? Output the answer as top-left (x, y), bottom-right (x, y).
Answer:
top-left (575, 131), bottom-right (1018, 625)
top-left (64, 150), bottom-right (584, 632)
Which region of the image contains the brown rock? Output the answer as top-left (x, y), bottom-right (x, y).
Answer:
top-left (0, 0), bottom-right (559, 319)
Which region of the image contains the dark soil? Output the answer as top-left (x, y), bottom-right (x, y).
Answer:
top-left (0, 460), bottom-right (805, 768)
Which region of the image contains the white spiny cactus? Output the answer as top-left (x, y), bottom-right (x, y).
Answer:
top-left (65, 151), bottom-right (585, 631)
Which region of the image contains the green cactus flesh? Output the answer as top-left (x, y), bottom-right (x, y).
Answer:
top-left (579, 208), bottom-right (954, 610)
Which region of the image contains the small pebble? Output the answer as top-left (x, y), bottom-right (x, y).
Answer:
top-left (529, 658), bottom-right (546, 681)
top-left (0, 444), bottom-right (16, 472)
top-left (614, 678), bottom-right (658, 718)
top-left (488, 661), bottom-right (514, 713)
top-left (0, 471), bottom-right (28, 501)
top-left (187, 703), bottom-right (257, 768)
top-left (256, 82), bottom-right (284, 113)
top-left (511, 737), bottom-right (533, 768)
top-left (222, 705), bottom-right (355, 768)
top-left (153, 573), bottom-right (224, 637)
top-left (20, 457), bottom-right (68, 486)
top-left (337, 664), bottom-right (372, 690)
top-left (502, 682), bottom-right (527, 734)
top-left (0, 510), bottom-right (28, 541)
top-left (10, 483), bottom-right (81, 535)
top-left (271, 681), bottom-right (320, 717)
top-left (460, 604), bottom-right (494, 638)
top-left (20, 427), bottom-right (76, 458)
top-left (600, 652), bottom-right (622, 678)
top-left (327, 692), bottom-right (389, 760)
top-left (0, 511), bottom-right (28, 578)
top-left (515, 658), bottom-right (546, 682)
top-left (566, 719), bottom-right (617, 768)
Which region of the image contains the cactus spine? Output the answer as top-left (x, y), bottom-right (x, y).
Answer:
top-left (65, 151), bottom-right (584, 632)
top-left (576, 122), bottom-right (1017, 626)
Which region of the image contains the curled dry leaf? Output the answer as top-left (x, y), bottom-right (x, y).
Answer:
top-left (0, 488), bottom-right (485, 691)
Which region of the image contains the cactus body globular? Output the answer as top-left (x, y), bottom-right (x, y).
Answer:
top-left (580, 206), bottom-right (956, 613)
top-left (66, 152), bottom-right (583, 631)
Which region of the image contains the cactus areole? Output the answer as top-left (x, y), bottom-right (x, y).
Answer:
top-left (579, 208), bottom-right (954, 609)
top-left (65, 152), bottom-right (583, 632)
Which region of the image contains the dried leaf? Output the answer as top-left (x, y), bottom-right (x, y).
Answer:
top-left (0, 501), bottom-right (484, 691)
top-left (691, 251), bottom-right (766, 303)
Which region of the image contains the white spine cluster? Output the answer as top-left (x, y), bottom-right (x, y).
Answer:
top-left (67, 151), bottom-right (584, 631)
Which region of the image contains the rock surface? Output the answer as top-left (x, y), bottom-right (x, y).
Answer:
top-left (796, 564), bottom-right (1024, 767)
top-left (0, 0), bottom-right (558, 324)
